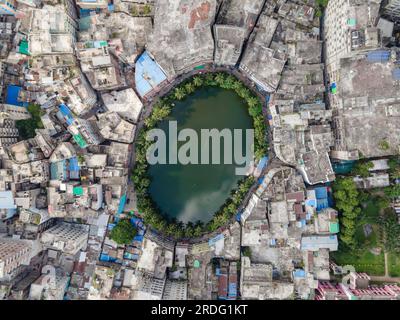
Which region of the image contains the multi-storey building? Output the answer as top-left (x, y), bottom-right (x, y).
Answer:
top-left (383, 0), bottom-right (400, 19)
top-left (40, 222), bottom-right (89, 256)
top-left (0, 239), bottom-right (31, 279)
top-left (324, 0), bottom-right (382, 83)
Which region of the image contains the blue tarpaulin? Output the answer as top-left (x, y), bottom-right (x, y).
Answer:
top-left (133, 235), bottom-right (144, 242)
top-left (99, 253), bottom-right (117, 262)
top-left (117, 193), bottom-right (127, 215)
top-left (235, 212), bottom-right (242, 222)
top-left (315, 187), bottom-right (329, 212)
top-left (6, 85), bottom-right (26, 107)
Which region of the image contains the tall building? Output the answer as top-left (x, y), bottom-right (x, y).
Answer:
top-left (0, 113), bottom-right (19, 154)
top-left (0, 239), bottom-right (32, 279)
top-left (40, 222), bottom-right (89, 256)
top-left (324, 0), bottom-right (382, 82)
top-left (0, 0), bottom-right (17, 15)
top-left (383, 0), bottom-right (400, 19)
top-left (162, 280), bottom-right (187, 300)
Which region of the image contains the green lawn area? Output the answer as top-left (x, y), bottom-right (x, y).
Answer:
top-left (354, 199), bottom-right (381, 248)
top-left (331, 248), bottom-right (385, 276)
top-left (332, 198), bottom-right (386, 276)
top-left (361, 199), bottom-right (381, 222)
top-left (388, 253), bottom-right (400, 277)
top-left (354, 223), bottom-right (379, 247)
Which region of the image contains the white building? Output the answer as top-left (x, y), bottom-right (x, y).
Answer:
top-left (101, 88), bottom-right (143, 124)
top-left (40, 222), bottom-right (89, 256)
top-left (29, 272), bottom-right (69, 300)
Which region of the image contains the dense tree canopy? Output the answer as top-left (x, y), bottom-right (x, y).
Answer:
top-left (110, 219), bottom-right (137, 245)
top-left (333, 177), bottom-right (362, 249)
top-left (16, 104), bottom-right (44, 139)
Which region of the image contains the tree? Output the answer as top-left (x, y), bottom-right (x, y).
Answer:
top-left (384, 185), bottom-right (400, 199)
top-left (248, 103), bottom-right (262, 117)
top-left (215, 73), bottom-right (226, 86)
top-left (184, 82), bottom-right (195, 94)
top-left (193, 76), bottom-right (203, 87)
top-left (388, 156), bottom-right (400, 179)
top-left (242, 246), bottom-right (251, 258)
top-left (174, 87), bottom-right (186, 100)
top-left (379, 140), bottom-right (390, 151)
top-left (16, 104), bottom-right (44, 139)
top-left (352, 161), bottom-right (373, 178)
top-left (333, 177), bottom-right (362, 249)
top-left (379, 209), bottom-right (400, 252)
top-left (110, 219), bottom-right (137, 245)
top-left (142, 4), bottom-right (151, 15)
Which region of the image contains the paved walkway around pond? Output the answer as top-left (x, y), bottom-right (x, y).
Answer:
top-left (369, 275), bottom-right (400, 283)
top-left (125, 65), bottom-right (277, 248)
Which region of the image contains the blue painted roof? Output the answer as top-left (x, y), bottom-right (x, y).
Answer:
top-left (367, 50), bottom-right (390, 63)
top-left (228, 283), bottom-right (237, 296)
top-left (293, 269), bottom-right (306, 278)
top-left (393, 68), bottom-right (400, 80)
top-left (135, 51), bottom-right (167, 97)
top-left (117, 193), bottom-right (127, 215)
top-left (5, 85), bottom-right (25, 107)
top-left (256, 156), bottom-right (269, 172)
top-left (59, 104), bottom-right (74, 125)
top-left (317, 198), bottom-right (329, 212)
top-left (208, 233), bottom-right (224, 246)
top-left (305, 199), bottom-right (317, 207)
top-left (69, 157), bottom-right (80, 180)
top-left (314, 187), bottom-right (328, 199)
top-left (0, 191), bottom-right (16, 209)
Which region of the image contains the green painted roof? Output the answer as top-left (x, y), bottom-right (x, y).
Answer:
top-left (19, 40), bottom-right (30, 55)
top-left (329, 222), bottom-right (340, 234)
top-left (73, 186), bottom-right (84, 196)
top-left (347, 18), bottom-right (357, 26)
top-left (73, 134), bottom-right (87, 148)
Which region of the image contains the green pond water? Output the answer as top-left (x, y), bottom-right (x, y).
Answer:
top-left (147, 86), bottom-right (253, 224)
